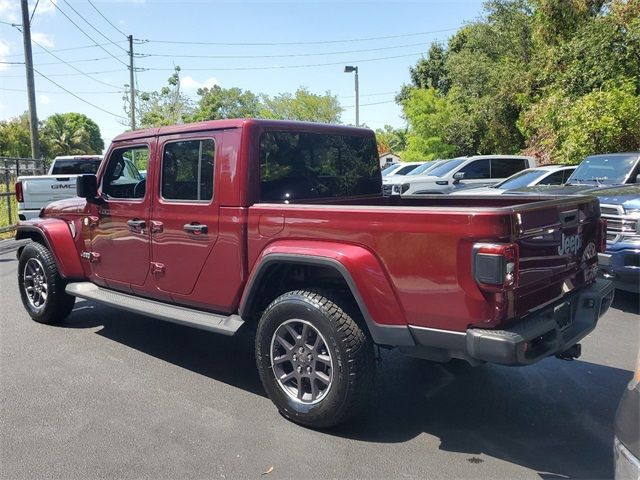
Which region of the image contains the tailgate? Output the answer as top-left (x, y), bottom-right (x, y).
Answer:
top-left (514, 196), bottom-right (602, 317)
top-left (19, 175), bottom-right (80, 210)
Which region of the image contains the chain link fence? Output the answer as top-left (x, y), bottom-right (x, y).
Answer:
top-left (0, 157), bottom-right (48, 234)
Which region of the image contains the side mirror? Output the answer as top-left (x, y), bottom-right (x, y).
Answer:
top-left (453, 172), bottom-right (465, 183)
top-left (76, 174), bottom-right (99, 201)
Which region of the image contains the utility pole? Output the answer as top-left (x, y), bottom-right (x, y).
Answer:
top-left (128, 34), bottom-right (136, 130)
top-left (20, 0), bottom-right (39, 159)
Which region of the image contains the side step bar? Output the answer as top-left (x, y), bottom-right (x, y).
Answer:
top-left (65, 282), bottom-right (244, 336)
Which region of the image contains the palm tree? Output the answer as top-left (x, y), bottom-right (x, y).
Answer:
top-left (42, 114), bottom-right (91, 157)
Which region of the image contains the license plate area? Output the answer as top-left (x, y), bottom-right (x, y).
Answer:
top-left (554, 302), bottom-right (573, 330)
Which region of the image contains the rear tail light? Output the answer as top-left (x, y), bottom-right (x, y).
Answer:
top-left (596, 218), bottom-right (607, 252)
top-left (473, 242), bottom-right (519, 291)
top-left (15, 181), bottom-right (23, 203)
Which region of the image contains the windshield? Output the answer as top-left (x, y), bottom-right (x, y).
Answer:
top-left (407, 161), bottom-right (436, 176)
top-left (567, 153), bottom-right (638, 185)
top-left (424, 158), bottom-right (465, 177)
top-left (50, 158), bottom-right (101, 175)
top-left (496, 169), bottom-right (548, 189)
top-left (392, 164), bottom-right (421, 176)
top-left (381, 164), bottom-right (399, 175)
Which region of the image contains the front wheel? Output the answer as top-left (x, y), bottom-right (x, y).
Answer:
top-left (18, 242), bottom-right (75, 324)
top-left (256, 290), bottom-right (375, 428)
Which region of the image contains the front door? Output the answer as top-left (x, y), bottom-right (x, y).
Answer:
top-left (90, 141), bottom-right (154, 288)
top-left (150, 134), bottom-right (220, 296)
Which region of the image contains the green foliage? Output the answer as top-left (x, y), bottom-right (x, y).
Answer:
top-left (399, 89), bottom-right (456, 161)
top-left (131, 67), bottom-right (194, 128)
top-left (190, 85), bottom-right (261, 121)
top-left (260, 88), bottom-right (342, 123)
top-left (400, 0), bottom-right (639, 163)
top-left (374, 125), bottom-right (408, 155)
top-left (41, 112), bottom-right (104, 157)
top-left (0, 113), bottom-right (32, 158)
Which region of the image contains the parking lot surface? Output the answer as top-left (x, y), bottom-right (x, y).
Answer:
top-left (1, 246), bottom-right (638, 479)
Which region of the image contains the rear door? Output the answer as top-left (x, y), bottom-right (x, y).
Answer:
top-left (150, 133), bottom-right (220, 296)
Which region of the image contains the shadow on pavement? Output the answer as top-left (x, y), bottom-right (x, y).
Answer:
top-left (59, 299), bottom-right (632, 479)
top-left (612, 290), bottom-right (639, 315)
top-left (62, 300), bottom-right (266, 398)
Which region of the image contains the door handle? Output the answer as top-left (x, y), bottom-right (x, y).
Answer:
top-left (127, 219), bottom-right (146, 231)
top-left (183, 223), bottom-right (208, 235)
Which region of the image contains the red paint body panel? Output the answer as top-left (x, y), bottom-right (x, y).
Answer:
top-left (19, 119), bottom-right (603, 342)
top-left (16, 217), bottom-right (85, 279)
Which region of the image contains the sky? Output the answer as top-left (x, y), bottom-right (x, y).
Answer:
top-left (0, 0), bottom-right (486, 149)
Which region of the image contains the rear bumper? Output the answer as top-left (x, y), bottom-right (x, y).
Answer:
top-left (614, 437), bottom-right (640, 480)
top-left (403, 278), bottom-right (615, 366)
top-left (18, 209), bottom-right (41, 221)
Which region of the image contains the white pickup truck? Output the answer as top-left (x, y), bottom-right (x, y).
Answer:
top-left (16, 155), bottom-right (102, 220)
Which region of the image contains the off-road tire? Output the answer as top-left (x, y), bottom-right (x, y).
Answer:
top-left (17, 242), bottom-right (75, 324)
top-left (256, 289), bottom-right (375, 428)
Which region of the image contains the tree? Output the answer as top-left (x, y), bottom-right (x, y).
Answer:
top-left (128, 66), bottom-right (194, 128)
top-left (41, 113), bottom-right (103, 157)
top-left (375, 125), bottom-right (408, 155)
top-left (399, 88), bottom-right (456, 161)
top-left (190, 85), bottom-right (262, 121)
top-left (260, 88), bottom-right (342, 123)
top-left (0, 113), bottom-right (33, 158)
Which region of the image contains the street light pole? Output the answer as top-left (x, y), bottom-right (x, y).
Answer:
top-left (344, 65), bottom-right (359, 127)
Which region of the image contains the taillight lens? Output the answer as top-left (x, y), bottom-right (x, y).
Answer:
top-left (15, 181), bottom-right (23, 203)
top-left (473, 242), bottom-right (519, 291)
top-left (597, 218), bottom-right (607, 252)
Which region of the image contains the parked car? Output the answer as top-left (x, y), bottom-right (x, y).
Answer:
top-left (594, 185), bottom-right (640, 293)
top-left (449, 165), bottom-right (576, 196)
top-left (614, 355), bottom-right (640, 479)
top-left (385, 159), bottom-right (450, 196)
top-left (382, 162), bottom-right (425, 195)
top-left (15, 155), bottom-right (103, 221)
top-left (16, 119), bottom-right (613, 428)
top-left (399, 155), bottom-right (536, 195)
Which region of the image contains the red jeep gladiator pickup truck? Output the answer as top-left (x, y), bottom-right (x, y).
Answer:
top-left (15, 119), bottom-right (614, 427)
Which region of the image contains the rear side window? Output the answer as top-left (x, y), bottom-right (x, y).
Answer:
top-left (51, 159), bottom-right (101, 174)
top-left (491, 158), bottom-right (527, 178)
top-left (161, 139), bottom-right (215, 201)
top-left (259, 131), bottom-right (381, 202)
top-left (459, 159), bottom-right (490, 179)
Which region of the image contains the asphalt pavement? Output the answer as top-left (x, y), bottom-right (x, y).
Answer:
top-left (0, 245), bottom-right (638, 479)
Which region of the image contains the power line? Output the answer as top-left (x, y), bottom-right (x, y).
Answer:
top-left (29, 0), bottom-right (40, 25)
top-left (340, 91), bottom-right (397, 99)
top-left (0, 20), bottom-right (21, 26)
top-left (10, 23), bottom-right (123, 92)
top-left (140, 41), bottom-right (431, 59)
top-left (33, 67), bottom-right (128, 119)
top-left (37, 55), bottom-right (127, 66)
top-left (140, 52), bottom-right (425, 72)
top-left (47, 0), bottom-right (129, 66)
top-left (87, 0), bottom-right (128, 38)
top-left (4, 41), bottom-right (127, 57)
top-left (59, 0), bottom-right (128, 53)
top-left (1, 87), bottom-right (124, 94)
top-left (343, 100), bottom-right (397, 108)
top-left (3, 69), bottom-right (125, 77)
top-left (144, 27), bottom-right (458, 46)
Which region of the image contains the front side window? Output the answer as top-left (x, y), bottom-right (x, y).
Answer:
top-left (161, 139), bottom-right (215, 201)
top-left (539, 170), bottom-right (566, 185)
top-left (460, 159), bottom-right (490, 179)
top-left (102, 146), bottom-right (149, 200)
top-left (259, 131), bottom-right (380, 202)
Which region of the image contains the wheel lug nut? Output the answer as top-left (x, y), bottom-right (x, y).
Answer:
top-left (298, 347), bottom-right (304, 354)
top-left (306, 366), bottom-right (312, 374)
top-left (297, 366), bottom-right (302, 373)
top-left (307, 354), bottom-right (312, 361)
top-left (292, 354), bottom-right (297, 361)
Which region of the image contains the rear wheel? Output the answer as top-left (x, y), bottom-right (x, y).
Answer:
top-left (18, 242), bottom-right (75, 324)
top-left (256, 290), bottom-right (375, 428)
